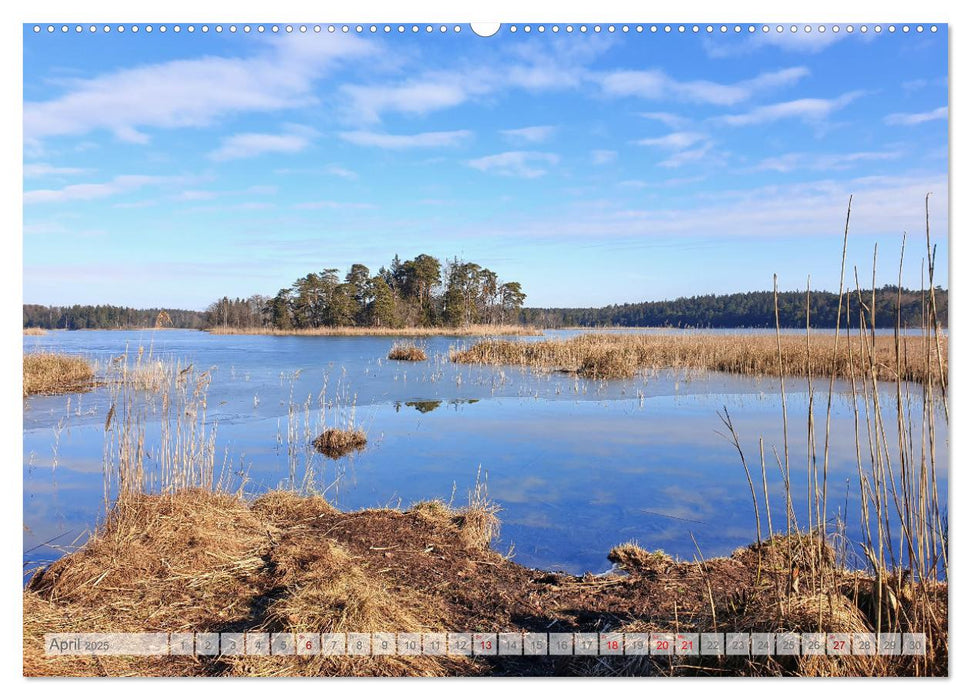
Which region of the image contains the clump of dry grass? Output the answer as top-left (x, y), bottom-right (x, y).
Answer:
top-left (409, 487), bottom-right (500, 551)
top-left (23, 352), bottom-right (95, 396)
top-left (23, 327), bottom-right (47, 336)
top-left (313, 427), bottom-right (368, 459)
top-left (607, 541), bottom-right (673, 573)
top-left (23, 490), bottom-right (483, 677)
top-left (208, 324), bottom-right (539, 337)
top-left (387, 342), bottom-right (427, 362)
top-left (451, 332), bottom-right (945, 383)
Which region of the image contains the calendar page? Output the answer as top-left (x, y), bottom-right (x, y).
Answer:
top-left (20, 12), bottom-right (949, 680)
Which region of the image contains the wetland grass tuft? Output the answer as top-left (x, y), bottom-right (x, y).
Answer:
top-left (23, 352), bottom-right (95, 396)
top-left (387, 342), bottom-right (428, 362)
top-left (23, 327), bottom-right (47, 336)
top-left (313, 427), bottom-right (368, 459)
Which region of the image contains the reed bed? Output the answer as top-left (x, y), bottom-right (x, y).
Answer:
top-left (387, 341), bottom-right (428, 362)
top-left (207, 324), bottom-right (539, 337)
top-left (23, 327), bottom-right (47, 336)
top-left (712, 197), bottom-right (949, 677)
top-left (451, 331), bottom-right (945, 383)
top-left (23, 352), bottom-right (95, 396)
top-left (101, 349), bottom-right (223, 502)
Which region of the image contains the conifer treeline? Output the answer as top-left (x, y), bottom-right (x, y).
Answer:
top-left (519, 286), bottom-right (947, 329)
top-left (22, 304), bottom-right (205, 330)
top-left (205, 254), bottom-right (527, 330)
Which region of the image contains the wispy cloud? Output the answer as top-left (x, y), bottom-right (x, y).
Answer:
top-left (340, 80), bottom-right (471, 124)
top-left (600, 66), bottom-right (809, 106)
top-left (753, 150), bottom-right (903, 173)
top-left (467, 151), bottom-right (560, 178)
top-left (24, 34), bottom-right (372, 146)
top-left (704, 29), bottom-right (852, 59)
top-left (23, 163), bottom-right (89, 178)
top-left (293, 201), bottom-right (375, 210)
top-left (635, 132), bottom-right (708, 149)
top-left (885, 106), bottom-right (948, 126)
top-left (716, 91), bottom-right (862, 126)
top-left (336, 39), bottom-right (610, 124)
top-left (24, 174), bottom-right (188, 204)
top-left (339, 130), bottom-right (472, 149)
top-left (639, 112), bottom-right (691, 129)
top-left (591, 149), bottom-right (617, 165)
top-left (659, 144), bottom-right (716, 168)
top-left (208, 125), bottom-right (318, 161)
top-left (501, 125), bottom-right (557, 144)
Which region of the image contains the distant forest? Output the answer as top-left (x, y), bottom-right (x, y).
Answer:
top-left (23, 285), bottom-right (947, 332)
top-left (23, 304), bottom-right (205, 330)
top-left (204, 254), bottom-right (526, 330)
top-left (520, 286), bottom-right (948, 329)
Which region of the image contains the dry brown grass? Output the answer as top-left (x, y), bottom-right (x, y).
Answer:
top-left (23, 327), bottom-right (47, 336)
top-left (451, 332), bottom-right (945, 382)
top-left (313, 427), bottom-right (368, 459)
top-left (23, 352), bottom-right (95, 396)
top-left (23, 491), bottom-right (945, 677)
top-left (387, 342), bottom-right (427, 362)
top-left (23, 490), bottom-right (491, 677)
top-left (207, 324), bottom-right (539, 337)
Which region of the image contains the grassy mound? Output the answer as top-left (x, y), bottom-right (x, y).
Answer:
top-left (387, 342), bottom-right (428, 362)
top-left (313, 428), bottom-right (368, 458)
top-left (23, 352), bottom-right (95, 396)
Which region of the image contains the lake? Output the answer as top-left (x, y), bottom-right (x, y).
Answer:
top-left (23, 328), bottom-right (948, 577)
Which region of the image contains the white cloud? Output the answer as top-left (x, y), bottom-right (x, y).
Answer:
top-left (501, 125), bottom-right (557, 144)
top-left (294, 201), bottom-right (375, 210)
top-left (885, 106), bottom-right (948, 126)
top-left (753, 150), bottom-right (903, 173)
top-left (24, 34), bottom-right (372, 146)
top-left (659, 144), bottom-right (715, 168)
top-left (639, 112), bottom-right (690, 129)
top-left (23, 163), bottom-right (88, 178)
top-left (600, 66), bottom-right (809, 106)
top-left (591, 150), bottom-right (617, 165)
top-left (177, 190), bottom-right (217, 201)
top-left (339, 130), bottom-right (472, 149)
top-left (468, 174), bottom-right (948, 245)
top-left (716, 91), bottom-right (863, 126)
top-left (704, 30), bottom-right (851, 59)
top-left (340, 80), bottom-right (470, 124)
top-left (635, 132), bottom-right (708, 149)
top-left (336, 41), bottom-right (607, 124)
top-left (208, 126), bottom-right (318, 161)
top-left (467, 151), bottom-right (560, 178)
top-left (754, 29), bottom-right (852, 54)
top-left (24, 174), bottom-right (187, 204)
top-left (325, 165), bottom-right (358, 180)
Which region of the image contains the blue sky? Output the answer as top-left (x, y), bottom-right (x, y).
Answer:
top-left (23, 24), bottom-right (948, 309)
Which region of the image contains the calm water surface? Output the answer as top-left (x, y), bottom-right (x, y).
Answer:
top-left (23, 329), bottom-right (948, 576)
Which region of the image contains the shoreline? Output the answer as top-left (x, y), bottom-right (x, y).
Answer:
top-left (23, 489), bottom-right (946, 677)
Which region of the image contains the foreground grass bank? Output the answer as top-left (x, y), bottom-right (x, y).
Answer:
top-left (451, 332), bottom-right (946, 383)
top-left (23, 490), bottom-right (945, 677)
top-left (206, 324), bottom-right (539, 337)
top-left (22, 353), bottom-right (95, 397)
